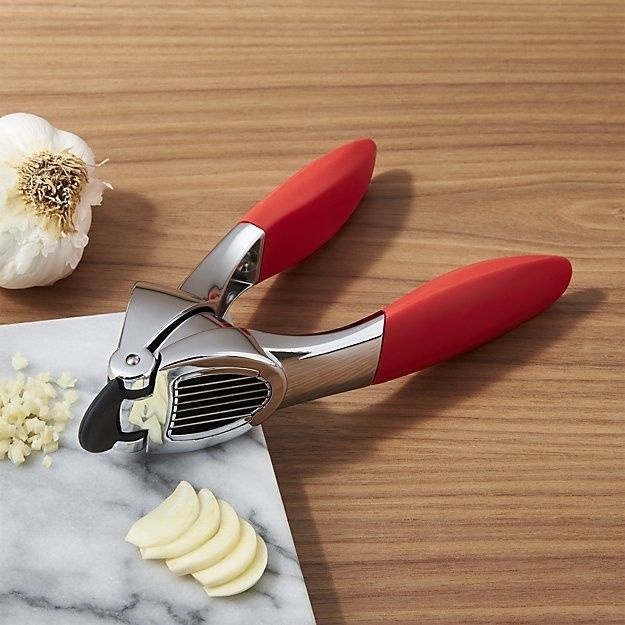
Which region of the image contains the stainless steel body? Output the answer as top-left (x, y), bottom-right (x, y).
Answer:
top-left (252, 315), bottom-right (384, 407)
top-left (81, 222), bottom-right (385, 454)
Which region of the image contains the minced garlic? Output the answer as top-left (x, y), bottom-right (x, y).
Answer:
top-left (0, 356), bottom-right (79, 467)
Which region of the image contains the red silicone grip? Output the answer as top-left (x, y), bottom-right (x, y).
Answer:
top-left (241, 139), bottom-right (376, 282)
top-left (373, 255), bottom-right (572, 384)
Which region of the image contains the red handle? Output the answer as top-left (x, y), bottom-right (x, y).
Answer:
top-left (241, 139), bottom-right (376, 282)
top-left (373, 255), bottom-right (572, 384)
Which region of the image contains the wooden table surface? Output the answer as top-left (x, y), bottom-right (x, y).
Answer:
top-left (1, 1), bottom-right (623, 623)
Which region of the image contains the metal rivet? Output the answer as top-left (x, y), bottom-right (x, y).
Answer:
top-left (238, 250), bottom-right (258, 274)
top-left (125, 354), bottom-right (141, 366)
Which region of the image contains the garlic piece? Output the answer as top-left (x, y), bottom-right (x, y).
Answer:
top-left (8, 440), bottom-right (27, 465)
top-left (42, 454), bottom-right (52, 468)
top-left (128, 408), bottom-right (145, 428)
top-left (63, 389), bottom-right (79, 405)
top-left (56, 371), bottom-right (77, 389)
top-left (11, 353), bottom-right (28, 371)
top-left (143, 414), bottom-right (163, 444)
top-left (141, 489), bottom-right (220, 560)
top-left (0, 113), bottom-right (109, 289)
top-left (129, 372), bottom-right (169, 427)
top-left (125, 481), bottom-right (200, 548)
top-left (203, 536), bottom-right (268, 598)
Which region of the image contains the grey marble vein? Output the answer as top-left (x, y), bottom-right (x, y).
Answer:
top-left (0, 313), bottom-right (316, 625)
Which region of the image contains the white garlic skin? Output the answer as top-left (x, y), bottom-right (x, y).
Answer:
top-left (0, 113), bottom-right (108, 288)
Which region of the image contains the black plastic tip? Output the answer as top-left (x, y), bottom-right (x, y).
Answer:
top-left (78, 379), bottom-right (147, 453)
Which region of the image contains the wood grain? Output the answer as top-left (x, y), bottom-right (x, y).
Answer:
top-left (0, 1), bottom-right (623, 623)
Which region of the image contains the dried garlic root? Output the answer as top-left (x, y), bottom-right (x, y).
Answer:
top-left (0, 355), bottom-right (79, 467)
top-left (126, 482), bottom-right (267, 597)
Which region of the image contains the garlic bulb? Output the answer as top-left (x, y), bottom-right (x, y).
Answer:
top-left (0, 113), bottom-right (109, 288)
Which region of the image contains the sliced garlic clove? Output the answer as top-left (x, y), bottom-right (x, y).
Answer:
top-left (125, 481), bottom-right (200, 548)
top-left (192, 519), bottom-right (258, 587)
top-left (166, 499), bottom-right (240, 576)
top-left (203, 535), bottom-right (268, 597)
top-left (141, 489), bottom-right (220, 560)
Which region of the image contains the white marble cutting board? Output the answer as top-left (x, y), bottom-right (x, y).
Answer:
top-left (0, 313), bottom-right (315, 625)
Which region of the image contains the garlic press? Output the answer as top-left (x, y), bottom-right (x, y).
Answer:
top-left (79, 139), bottom-right (572, 454)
